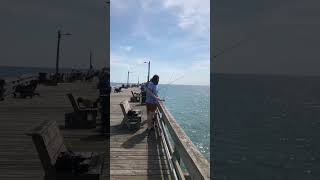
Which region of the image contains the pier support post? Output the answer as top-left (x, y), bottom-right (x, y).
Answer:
top-left (55, 30), bottom-right (71, 80)
top-left (0, 79), bottom-right (5, 101)
top-left (55, 30), bottom-right (61, 79)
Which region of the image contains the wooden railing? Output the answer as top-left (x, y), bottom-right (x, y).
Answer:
top-left (0, 70), bottom-right (100, 99)
top-left (155, 101), bottom-right (210, 180)
top-left (6, 75), bottom-right (37, 85)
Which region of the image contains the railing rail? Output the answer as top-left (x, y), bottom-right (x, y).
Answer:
top-left (5, 75), bottom-right (37, 85)
top-left (0, 69), bottom-right (100, 99)
top-left (155, 101), bottom-right (210, 180)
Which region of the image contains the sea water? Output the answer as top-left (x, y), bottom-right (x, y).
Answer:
top-left (158, 84), bottom-right (210, 160)
top-left (213, 73), bottom-right (320, 180)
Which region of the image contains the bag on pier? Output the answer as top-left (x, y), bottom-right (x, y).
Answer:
top-left (55, 150), bottom-right (90, 174)
top-left (127, 110), bottom-right (139, 117)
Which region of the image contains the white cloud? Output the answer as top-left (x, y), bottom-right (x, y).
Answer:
top-left (110, 53), bottom-right (129, 69)
top-left (140, 0), bottom-right (154, 10)
top-left (113, 0), bottom-right (210, 41)
top-left (110, 0), bottom-right (210, 85)
top-left (111, 0), bottom-right (133, 12)
top-left (120, 46), bottom-right (133, 52)
top-left (131, 15), bottom-right (155, 41)
top-left (190, 59), bottom-right (210, 71)
top-left (111, 52), bottom-right (149, 70)
top-left (162, 0), bottom-right (210, 38)
top-left (135, 59), bottom-right (146, 65)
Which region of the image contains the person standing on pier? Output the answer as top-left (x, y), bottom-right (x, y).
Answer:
top-left (145, 75), bottom-right (161, 131)
top-left (98, 68), bottom-right (111, 135)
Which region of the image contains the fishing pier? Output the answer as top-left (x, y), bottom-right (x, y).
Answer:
top-left (0, 72), bottom-right (209, 180)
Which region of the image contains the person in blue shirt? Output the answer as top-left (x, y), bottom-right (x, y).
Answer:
top-left (145, 75), bottom-right (161, 131)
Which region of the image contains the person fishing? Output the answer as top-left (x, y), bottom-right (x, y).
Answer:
top-left (145, 75), bottom-right (162, 131)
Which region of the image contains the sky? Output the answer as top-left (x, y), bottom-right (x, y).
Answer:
top-left (213, 0), bottom-right (320, 76)
top-left (2, 0), bottom-right (320, 84)
top-left (0, 0), bottom-right (108, 69)
top-left (110, 0), bottom-right (210, 85)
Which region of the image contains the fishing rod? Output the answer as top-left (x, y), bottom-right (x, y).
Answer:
top-left (166, 74), bottom-right (185, 85)
top-left (158, 74), bottom-right (184, 91)
top-left (213, 37), bottom-right (251, 58)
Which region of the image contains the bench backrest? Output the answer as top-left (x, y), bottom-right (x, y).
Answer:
top-left (26, 120), bottom-right (67, 174)
top-left (67, 93), bottom-right (80, 112)
top-left (120, 100), bottom-right (132, 119)
top-left (131, 91), bottom-right (140, 98)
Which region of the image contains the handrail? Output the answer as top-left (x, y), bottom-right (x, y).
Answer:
top-left (5, 75), bottom-right (37, 85)
top-left (156, 101), bottom-right (210, 180)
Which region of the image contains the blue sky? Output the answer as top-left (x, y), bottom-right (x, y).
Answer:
top-left (110, 0), bottom-right (210, 85)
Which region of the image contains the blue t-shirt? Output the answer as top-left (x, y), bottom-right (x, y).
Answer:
top-left (145, 82), bottom-right (158, 104)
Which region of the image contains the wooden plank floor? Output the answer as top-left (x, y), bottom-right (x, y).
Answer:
top-left (0, 81), bottom-right (107, 180)
top-left (0, 80), bottom-right (171, 180)
top-left (110, 88), bottom-right (171, 180)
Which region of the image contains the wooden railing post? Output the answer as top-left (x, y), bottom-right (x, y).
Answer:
top-left (173, 145), bottom-right (181, 163)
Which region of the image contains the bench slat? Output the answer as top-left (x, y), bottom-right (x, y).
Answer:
top-left (26, 120), bottom-right (103, 179)
top-left (26, 120), bottom-right (66, 172)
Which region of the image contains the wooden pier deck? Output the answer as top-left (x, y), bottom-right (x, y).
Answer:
top-left (110, 88), bottom-right (170, 180)
top-left (0, 80), bottom-right (170, 180)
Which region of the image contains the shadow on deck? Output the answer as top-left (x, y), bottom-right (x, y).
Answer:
top-left (110, 88), bottom-right (171, 180)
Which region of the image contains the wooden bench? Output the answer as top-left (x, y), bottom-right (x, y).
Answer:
top-left (113, 87), bottom-right (122, 93)
top-left (65, 93), bottom-right (98, 128)
top-left (13, 80), bottom-right (40, 98)
top-left (130, 91), bottom-right (140, 102)
top-left (77, 97), bottom-right (99, 109)
top-left (120, 100), bottom-right (142, 130)
top-left (26, 120), bottom-right (103, 180)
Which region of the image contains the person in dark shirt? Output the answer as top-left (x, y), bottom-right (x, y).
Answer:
top-left (145, 75), bottom-right (162, 131)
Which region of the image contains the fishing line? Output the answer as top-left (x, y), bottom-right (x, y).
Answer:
top-left (213, 18), bottom-right (277, 59)
top-left (159, 72), bottom-right (175, 99)
top-left (158, 72), bottom-right (174, 91)
top-left (159, 74), bottom-right (185, 101)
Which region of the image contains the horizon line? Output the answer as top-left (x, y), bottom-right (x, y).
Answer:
top-left (110, 81), bottom-right (210, 86)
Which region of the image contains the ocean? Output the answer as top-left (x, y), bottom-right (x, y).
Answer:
top-left (157, 84), bottom-right (210, 160)
top-left (213, 73), bottom-right (320, 180)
